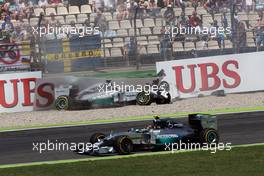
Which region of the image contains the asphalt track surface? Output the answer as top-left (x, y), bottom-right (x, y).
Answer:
top-left (0, 111), bottom-right (264, 165)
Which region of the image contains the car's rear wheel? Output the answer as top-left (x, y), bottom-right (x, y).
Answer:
top-left (200, 128), bottom-right (219, 144)
top-left (90, 133), bottom-right (106, 144)
top-left (136, 92), bottom-right (152, 105)
top-left (114, 136), bottom-right (133, 155)
top-left (55, 96), bottom-right (71, 110)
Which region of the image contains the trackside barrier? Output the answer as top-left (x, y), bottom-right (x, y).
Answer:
top-left (156, 51), bottom-right (264, 99)
top-left (0, 71), bottom-right (42, 113)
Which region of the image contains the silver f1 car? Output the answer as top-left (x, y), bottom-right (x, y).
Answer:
top-left (54, 80), bottom-right (171, 110)
top-left (79, 114), bottom-right (219, 155)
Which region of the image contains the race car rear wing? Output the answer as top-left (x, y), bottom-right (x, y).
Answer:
top-left (188, 114), bottom-right (217, 131)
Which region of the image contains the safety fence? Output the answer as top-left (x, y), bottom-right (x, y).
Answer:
top-left (0, 31), bottom-right (264, 74)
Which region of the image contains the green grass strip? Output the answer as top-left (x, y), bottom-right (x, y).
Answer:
top-left (81, 70), bottom-right (156, 79)
top-left (1, 106), bottom-right (264, 132)
top-left (0, 143), bottom-right (263, 176)
top-left (0, 143), bottom-right (263, 169)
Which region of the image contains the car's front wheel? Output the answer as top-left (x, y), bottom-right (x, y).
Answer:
top-left (200, 128), bottom-right (219, 144)
top-left (90, 133), bottom-right (106, 144)
top-left (55, 96), bottom-right (71, 110)
top-left (114, 136), bottom-right (133, 155)
top-left (136, 92), bottom-right (152, 105)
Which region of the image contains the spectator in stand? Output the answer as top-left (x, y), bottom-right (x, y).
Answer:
top-left (11, 25), bottom-right (27, 42)
top-left (127, 0), bottom-right (135, 19)
top-left (38, 12), bottom-right (48, 28)
top-left (163, 4), bottom-right (175, 25)
top-left (146, 0), bottom-right (160, 17)
top-left (0, 3), bottom-right (4, 16)
top-left (192, 0), bottom-right (199, 11)
top-left (137, 0), bottom-right (147, 18)
top-left (174, 0), bottom-right (182, 7)
top-left (174, 0), bottom-right (186, 12)
top-left (49, 13), bottom-right (60, 27)
top-left (237, 21), bottom-right (247, 50)
top-left (221, 12), bottom-right (228, 29)
top-left (49, 0), bottom-right (63, 6)
top-left (217, 0), bottom-right (228, 10)
top-left (256, 0), bottom-right (264, 12)
top-left (16, 15), bottom-right (28, 39)
top-left (18, 0), bottom-right (26, 11)
top-left (160, 26), bottom-right (172, 60)
top-left (49, 0), bottom-right (61, 3)
top-left (93, 0), bottom-right (105, 12)
top-left (104, 0), bottom-right (115, 12)
top-left (233, 12), bottom-right (240, 29)
top-left (185, 11), bottom-right (201, 45)
top-left (68, 21), bottom-right (79, 38)
top-left (229, 12), bottom-right (240, 45)
top-left (245, 0), bottom-right (253, 12)
top-left (24, 6), bottom-right (35, 18)
top-left (4, 0), bottom-right (19, 19)
top-left (163, 0), bottom-right (172, 7)
top-left (157, 0), bottom-right (165, 8)
top-left (253, 13), bottom-right (264, 47)
top-left (178, 11), bottom-right (188, 27)
top-left (38, 0), bottom-right (49, 7)
top-left (17, 14), bottom-right (28, 29)
top-left (125, 36), bottom-right (136, 64)
top-left (204, 0), bottom-right (217, 19)
top-left (189, 11), bottom-right (202, 27)
top-left (84, 19), bottom-right (90, 27)
top-left (116, 3), bottom-right (129, 21)
top-left (29, 0), bottom-right (39, 6)
top-left (1, 15), bottom-right (14, 32)
top-left (210, 20), bottom-right (225, 48)
top-left (94, 11), bottom-right (107, 31)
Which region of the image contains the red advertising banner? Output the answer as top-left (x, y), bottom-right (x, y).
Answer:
top-left (0, 71), bottom-right (42, 113)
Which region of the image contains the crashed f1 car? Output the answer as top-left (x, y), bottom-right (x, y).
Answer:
top-left (54, 80), bottom-right (171, 110)
top-left (79, 114), bottom-right (219, 155)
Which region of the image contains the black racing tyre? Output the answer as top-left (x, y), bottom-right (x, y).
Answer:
top-left (200, 128), bottom-right (219, 144)
top-left (90, 133), bottom-right (106, 144)
top-left (55, 96), bottom-right (72, 110)
top-left (114, 136), bottom-right (133, 155)
top-left (156, 97), bottom-right (165, 104)
top-left (136, 92), bottom-right (152, 105)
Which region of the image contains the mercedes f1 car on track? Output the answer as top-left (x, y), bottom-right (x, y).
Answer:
top-left (54, 80), bottom-right (171, 110)
top-left (79, 114), bottom-right (219, 155)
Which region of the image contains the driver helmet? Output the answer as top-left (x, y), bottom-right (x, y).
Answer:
top-left (153, 116), bottom-right (162, 129)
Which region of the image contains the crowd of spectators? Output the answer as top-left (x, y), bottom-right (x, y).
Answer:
top-left (0, 0), bottom-right (65, 42)
top-left (157, 0), bottom-right (264, 53)
top-left (0, 0), bottom-right (263, 51)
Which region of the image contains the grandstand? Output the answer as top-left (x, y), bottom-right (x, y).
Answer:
top-left (0, 0), bottom-right (264, 72)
